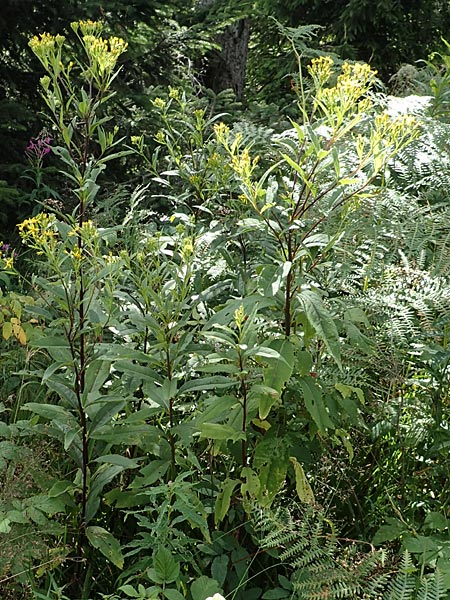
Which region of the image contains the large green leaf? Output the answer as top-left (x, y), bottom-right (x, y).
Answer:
top-left (86, 526), bottom-right (123, 569)
top-left (179, 376), bottom-right (236, 395)
top-left (297, 290), bottom-right (342, 368)
top-left (86, 464), bottom-right (124, 524)
top-left (214, 479), bottom-right (238, 525)
top-left (290, 457), bottom-right (315, 505)
top-left (299, 376), bottom-right (334, 433)
top-left (30, 336), bottom-right (71, 349)
top-left (254, 434), bottom-right (290, 507)
top-left (262, 338), bottom-right (295, 392)
top-left (148, 547), bottom-right (180, 584)
top-left (84, 359), bottom-right (111, 395)
top-left (211, 554), bottom-right (229, 587)
top-left (255, 385), bottom-right (280, 420)
top-left (94, 454), bottom-right (140, 469)
top-left (198, 423), bottom-right (245, 441)
top-left (45, 378), bottom-right (78, 409)
top-left (190, 576), bottom-right (223, 600)
top-left (372, 517), bottom-right (406, 545)
top-left (22, 402), bottom-right (76, 424)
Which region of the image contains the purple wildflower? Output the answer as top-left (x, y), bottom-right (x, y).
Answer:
top-left (25, 131), bottom-right (52, 166)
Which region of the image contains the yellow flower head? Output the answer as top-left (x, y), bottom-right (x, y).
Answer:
top-left (71, 20), bottom-right (103, 36)
top-left (155, 130), bottom-right (166, 144)
top-left (214, 122), bottom-right (230, 145)
top-left (308, 56), bottom-right (334, 86)
top-left (18, 213), bottom-right (57, 248)
top-left (28, 32), bottom-right (65, 68)
top-left (71, 246), bottom-right (83, 261)
top-left (153, 97), bottom-right (166, 109)
top-left (83, 33), bottom-right (128, 76)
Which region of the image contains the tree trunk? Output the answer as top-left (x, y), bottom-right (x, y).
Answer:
top-left (206, 18), bottom-right (250, 100)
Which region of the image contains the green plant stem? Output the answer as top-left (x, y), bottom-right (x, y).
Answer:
top-left (165, 346), bottom-right (176, 469)
top-left (238, 351), bottom-right (248, 466)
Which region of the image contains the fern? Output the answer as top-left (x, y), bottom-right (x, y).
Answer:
top-left (255, 508), bottom-right (448, 600)
top-left (384, 551), bottom-right (417, 600)
top-left (416, 570), bottom-right (445, 600)
top-left (255, 507), bottom-right (387, 599)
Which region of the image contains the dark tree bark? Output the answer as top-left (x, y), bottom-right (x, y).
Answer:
top-left (206, 18), bottom-right (250, 100)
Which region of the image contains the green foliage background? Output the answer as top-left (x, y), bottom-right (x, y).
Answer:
top-left (2, 4), bottom-right (450, 600)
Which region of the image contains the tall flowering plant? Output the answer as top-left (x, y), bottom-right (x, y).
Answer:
top-left (17, 21), bottom-right (130, 592)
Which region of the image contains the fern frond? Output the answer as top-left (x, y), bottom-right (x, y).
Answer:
top-left (384, 551), bottom-right (417, 600)
top-left (416, 569), bottom-right (445, 600)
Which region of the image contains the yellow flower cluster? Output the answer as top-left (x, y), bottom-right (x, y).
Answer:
top-left (214, 122), bottom-right (231, 145)
top-left (152, 97), bottom-right (166, 109)
top-left (83, 34), bottom-right (128, 74)
top-left (72, 19), bottom-right (103, 36)
top-left (68, 219), bottom-right (98, 240)
top-left (28, 32), bottom-right (65, 71)
top-left (155, 130), bottom-right (166, 144)
top-left (71, 246), bottom-right (83, 261)
top-left (307, 56), bottom-right (334, 86)
top-left (231, 147), bottom-right (255, 179)
top-left (308, 57), bottom-right (380, 127)
top-left (337, 62), bottom-right (377, 92)
top-left (29, 32), bottom-right (65, 54)
top-left (18, 213), bottom-right (57, 247)
top-left (372, 112), bottom-right (419, 150)
top-left (0, 244), bottom-right (14, 271)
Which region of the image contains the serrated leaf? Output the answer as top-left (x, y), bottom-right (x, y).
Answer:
top-left (424, 511), bottom-right (448, 532)
top-left (0, 517), bottom-right (11, 533)
top-left (118, 585), bottom-right (140, 598)
top-left (163, 589), bottom-right (185, 600)
top-left (372, 517), bottom-right (406, 545)
top-left (257, 457), bottom-right (288, 507)
top-left (86, 526), bottom-right (123, 568)
top-left (153, 546), bottom-right (180, 584)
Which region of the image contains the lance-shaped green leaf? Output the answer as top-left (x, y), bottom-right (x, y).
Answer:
top-left (22, 402), bottom-right (77, 425)
top-left (290, 457), bottom-right (315, 505)
top-left (297, 290), bottom-right (342, 368)
top-left (179, 376), bottom-right (236, 395)
top-left (215, 479), bottom-right (239, 526)
top-left (262, 338), bottom-right (295, 393)
top-left (86, 526), bottom-right (123, 569)
top-left (198, 423), bottom-right (245, 442)
top-left (299, 376), bottom-right (334, 433)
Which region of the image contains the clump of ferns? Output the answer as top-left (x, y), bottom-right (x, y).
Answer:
top-left (342, 245), bottom-right (450, 348)
top-left (254, 506), bottom-right (448, 599)
top-left (389, 118), bottom-right (450, 202)
top-left (253, 505), bottom-right (391, 599)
